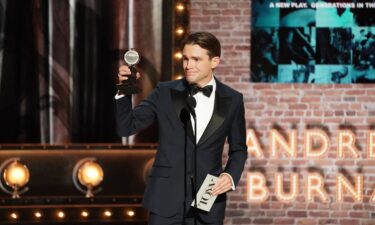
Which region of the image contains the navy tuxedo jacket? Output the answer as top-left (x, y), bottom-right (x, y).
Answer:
top-left (116, 78), bottom-right (247, 223)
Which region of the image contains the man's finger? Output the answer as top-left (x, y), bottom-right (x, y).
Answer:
top-left (118, 75), bottom-right (129, 82)
top-left (211, 184), bottom-right (231, 196)
top-left (211, 178), bottom-right (231, 196)
top-left (118, 65), bottom-right (131, 75)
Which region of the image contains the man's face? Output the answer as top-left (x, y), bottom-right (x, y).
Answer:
top-left (182, 44), bottom-right (220, 87)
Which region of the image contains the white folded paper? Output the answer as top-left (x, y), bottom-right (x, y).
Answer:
top-left (191, 174), bottom-right (219, 212)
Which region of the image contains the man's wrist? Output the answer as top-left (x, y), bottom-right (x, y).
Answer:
top-left (220, 172), bottom-right (235, 190)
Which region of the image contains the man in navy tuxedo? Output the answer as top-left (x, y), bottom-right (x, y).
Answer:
top-left (116, 32), bottom-right (247, 225)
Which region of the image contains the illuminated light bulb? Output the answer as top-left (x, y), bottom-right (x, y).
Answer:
top-left (275, 173), bottom-right (298, 202)
top-left (174, 52), bottom-right (183, 60)
top-left (176, 28), bottom-right (184, 35)
top-left (104, 210), bottom-right (112, 217)
top-left (81, 211), bottom-right (89, 218)
top-left (57, 211), bottom-right (65, 219)
top-left (126, 210), bottom-right (135, 217)
top-left (247, 129), bottom-right (264, 159)
top-left (174, 74), bottom-right (184, 80)
top-left (336, 174), bottom-right (363, 202)
top-left (370, 187), bottom-right (375, 203)
top-left (34, 212), bottom-right (42, 218)
top-left (3, 160), bottom-right (30, 198)
top-left (305, 130), bottom-right (329, 158)
top-left (78, 161), bottom-right (104, 187)
top-left (306, 173), bottom-right (329, 203)
top-left (338, 130), bottom-right (359, 158)
top-left (368, 131), bottom-right (375, 159)
top-left (247, 172), bottom-right (269, 202)
top-left (77, 160), bottom-right (104, 198)
top-left (176, 4), bottom-right (185, 11)
top-left (10, 212), bottom-right (18, 219)
top-left (270, 129), bottom-right (297, 158)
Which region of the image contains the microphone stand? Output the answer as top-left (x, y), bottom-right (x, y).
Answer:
top-left (180, 108), bottom-right (189, 225)
top-left (186, 96), bottom-right (198, 225)
top-left (193, 112), bottom-right (198, 225)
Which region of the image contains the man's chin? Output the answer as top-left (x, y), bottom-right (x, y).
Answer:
top-left (185, 77), bottom-right (196, 84)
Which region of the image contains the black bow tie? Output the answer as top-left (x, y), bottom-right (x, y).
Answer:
top-left (189, 85), bottom-right (213, 97)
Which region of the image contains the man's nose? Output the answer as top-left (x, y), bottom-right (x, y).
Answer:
top-left (185, 60), bottom-right (193, 69)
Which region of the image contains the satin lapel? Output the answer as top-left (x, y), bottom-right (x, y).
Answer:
top-left (170, 85), bottom-right (195, 143)
top-left (198, 91), bottom-right (232, 146)
top-left (171, 88), bottom-right (186, 121)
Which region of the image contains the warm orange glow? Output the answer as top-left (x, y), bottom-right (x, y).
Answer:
top-left (270, 129), bottom-right (297, 158)
top-left (247, 129), bottom-right (375, 159)
top-left (176, 28), bottom-right (184, 35)
top-left (338, 130), bottom-right (360, 158)
top-left (368, 131), bottom-right (375, 159)
top-left (57, 211), bottom-right (65, 219)
top-left (78, 161), bottom-right (104, 187)
top-left (305, 129), bottom-right (329, 158)
top-left (104, 210), bottom-right (112, 217)
top-left (245, 172), bottom-right (375, 203)
top-left (174, 52), bottom-right (183, 60)
top-left (371, 187), bottom-right (375, 203)
top-left (247, 129), bottom-right (264, 158)
top-left (126, 210), bottom-right (135, 217)
top-left (275, 173), bottom-right (298, 202)
top-left (3, 161), bottom-right (30, 187)
top-left (306, 173), bottom-right (329, 202)
top-left (336, 174), bottom-right (363, 202)
top-left (174, 74), bottom-right (184, 80)
top-left (10, 212), bottom-right (18, 220)
top-left (244, 129), bottom-right (375, 203)
top-left (34, 212), bottom-right (42, 218)
top-left (247, 172), bottom-right (269, 202)
top-left (81, 211), bottom-right (89, 218)
top-left (176, 4), bottom-right (185, 11)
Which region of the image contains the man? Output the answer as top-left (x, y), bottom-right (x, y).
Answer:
top-left (116, 32), bottom-right (247, 225)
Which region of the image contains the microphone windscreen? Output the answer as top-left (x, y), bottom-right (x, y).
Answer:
top-left (186, 96), bottom-right (196, 109)
top-left (180, 108), bottom-right (190, 124)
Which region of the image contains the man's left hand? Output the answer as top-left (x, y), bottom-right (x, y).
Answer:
top-left (211, 173), bottom-right (232, 196)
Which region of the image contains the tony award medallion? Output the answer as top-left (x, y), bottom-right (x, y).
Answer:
top-left (116, 49), bottom-right (141, 95)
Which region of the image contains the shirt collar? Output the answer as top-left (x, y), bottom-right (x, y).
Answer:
top-left (206, 75), bottom-right (216, 88)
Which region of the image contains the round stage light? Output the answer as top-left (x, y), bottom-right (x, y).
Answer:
top-left (1, 159), bottom-right (30, 198)
top-left (73, 158), bottom-right (104, 198)
top-left (74, 159), bottom-right (104, 198)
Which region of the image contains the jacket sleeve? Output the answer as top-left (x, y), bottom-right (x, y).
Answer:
top-left (224, 94), bottom-right (248, 186)
top-left (115, 85), bottom-right (160, 137)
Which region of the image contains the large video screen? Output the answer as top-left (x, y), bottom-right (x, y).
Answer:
top-left (251, 0), bottom-right (375, 84)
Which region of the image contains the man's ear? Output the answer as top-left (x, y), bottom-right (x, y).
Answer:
top-left (211, 57), bottom-right (220, 69)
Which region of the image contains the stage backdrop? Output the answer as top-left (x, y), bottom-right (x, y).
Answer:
top-left (251, 0), bottom-right (375, 84)
top-left (191, 0), bottom-right (375, 225)
top-left (0, 0), bottom-right (171, 144)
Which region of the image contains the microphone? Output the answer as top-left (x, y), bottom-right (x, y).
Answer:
top-left (186, 94), bottom-right (198, 225)
top-left (186, 95), bottom-right (196, 118)
top-left (180, 95), bottom-right (197, 225)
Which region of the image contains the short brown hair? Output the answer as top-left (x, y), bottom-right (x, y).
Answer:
top-left (180, 32), bottom-right (221, 58)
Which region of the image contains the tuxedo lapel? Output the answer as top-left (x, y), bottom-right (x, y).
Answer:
top-left (198, 82), bottom-right (232, 146)
top-left (171, 88), bottom-right (187, 121)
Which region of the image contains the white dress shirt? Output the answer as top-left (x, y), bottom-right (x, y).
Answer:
top-left (190, 77), bottom-right (216, 143)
